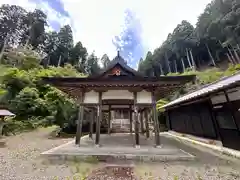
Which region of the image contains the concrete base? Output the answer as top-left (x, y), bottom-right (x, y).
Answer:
top-left (41, 134), bottom-right (195, 163)
top-left (163, 131), bottom-right (240, 159)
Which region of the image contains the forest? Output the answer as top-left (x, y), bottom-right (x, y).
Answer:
top-left (138, 0), bottom-right (240, 76)
top-left (1, 0), bottom-right (240, 135)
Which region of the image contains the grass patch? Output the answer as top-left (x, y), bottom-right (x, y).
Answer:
top-left (68, 161), bottom-right (99, 179)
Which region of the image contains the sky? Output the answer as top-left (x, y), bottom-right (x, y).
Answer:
top-left (0, 0), bottom-right (212, 67)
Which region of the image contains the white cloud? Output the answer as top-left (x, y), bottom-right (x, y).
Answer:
top-left (1, 0), bottom-right (212, 61)
top-left (61, 0), bottom-right (212, 59)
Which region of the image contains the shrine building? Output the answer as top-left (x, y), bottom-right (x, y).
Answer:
top-left (43, 52), bottom-right (196, 148)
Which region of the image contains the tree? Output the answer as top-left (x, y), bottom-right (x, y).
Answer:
top-left (139, 0), bottom-right (240, 76)
top-left (43, 31), bottom-right (59, 66)
top-left (138, 51), bottom-right (154, 76)
top-left (69, 41), bottom-right (88, 71)
top-left (10, 87), bottom-right (47, 118)
top-left (20, 9), bottom-right (47, 49)
top-left (0, 4), bottom-right (27, 49)
top-left (101, 54), bottom-right (111, 69)
top-left (85, 52), bottom-right (101, 75)
top-left (56, 25), bottom-right (74, 66)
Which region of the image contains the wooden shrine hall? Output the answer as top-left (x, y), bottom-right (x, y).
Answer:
top-left (43, 52), bottom-right (196, 148)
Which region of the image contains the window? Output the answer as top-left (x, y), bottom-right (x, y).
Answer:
top-left (216, 111), bottom-right (237, 130)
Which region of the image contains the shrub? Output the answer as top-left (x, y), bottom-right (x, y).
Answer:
top-left (9, 87), bottom-right (48, 118)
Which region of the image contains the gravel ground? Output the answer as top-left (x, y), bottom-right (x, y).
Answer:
top-left (0, 128), bottom-right (240, 180)
top-left (0, 127), bottom-right (75, 180)
top-left (135, 136), bottom-right (240, 180)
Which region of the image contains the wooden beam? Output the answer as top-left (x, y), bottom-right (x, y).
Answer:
top-left (75, 91), bottom-right (84, 146)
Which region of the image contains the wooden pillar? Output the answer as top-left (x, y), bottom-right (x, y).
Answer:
top-left (129, 106), bottom-right (133, 134)
top-left (140, 111), bottom-right (144, 134)
top-left (134, 92), bottom-right (140, 147)
top-left (152, 91), bottom-right (160, 147)
top-left (89, 109), bottom-right (94, 139)
top-left (144, 109), bottom-right (150, 138)
top-left (95, 92), bottom-right (102, 146)
top-left (108, 105), bottom-right (111, 135)
top-left (75, 91), bottom-right (84, 145)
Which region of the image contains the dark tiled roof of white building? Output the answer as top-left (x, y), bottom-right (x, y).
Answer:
top-left (161, 73), bottom-right (240, 109)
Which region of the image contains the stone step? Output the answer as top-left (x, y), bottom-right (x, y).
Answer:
top-left (43, 152), bottom-right (195, 165)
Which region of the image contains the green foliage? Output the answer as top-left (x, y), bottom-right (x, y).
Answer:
top-left (156, 99), bottom-right (169, 112)
top-left (196, 68), bottom-right (224, 84)
top-left (44, 86), bottom-right (78, 128)
top-left (9, 87), bottom-right (48, 118)
top-left (0, 53), bottom-right (84, 134)
top-left (3, 46), bottom-right (41, 70)
top-left (2, 68), bottom-right (33, 99)
top-left (157, 64), bottom-right (240, 111)
top-left (3, 118), bottom-right (35, 135)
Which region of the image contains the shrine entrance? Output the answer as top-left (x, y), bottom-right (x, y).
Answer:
top-left (43, 51), bottom-right (195, 148)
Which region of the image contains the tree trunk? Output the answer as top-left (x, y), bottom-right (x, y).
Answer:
top-left (0, 121), bottom-right (4, 138)
top-left (58, 55), bottom-right (62, 67)
top-left (216, 51), bottom-right (220, 62)
top-left (159, 64), bottom-right (163, 75)
top-left (24, 25), bottom-right (33, 49)
top-left (174, 60), bottom-right (177, 73)
top-left (226, 53), bottom-right (234, 64)
top-left (205, 43), bottom-right (216, 66)
top-left (228, 47), bottom-right (237, 64)
top-left (47, 56), bottom-right (50, 67)
top-left (189, 49), bottom-right (196, 71)
top-left (164, 52), bottom-right (171, 73)
top-left (0, 36), bottom-right (8, 63)
top-left (181, 58), bottom-right (186, 72)
top-left (233, 48), bottom-right (240, 64)
top-left (237, 44), bottom-right (240, 52)
top-left (24, 38), bottom-right (30, 49)
top-left (186, 48), bottom-right (192, 68)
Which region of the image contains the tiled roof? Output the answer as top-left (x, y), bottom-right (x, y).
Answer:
top-left (0, 109), bottom-right (15, 116)
top-left (161, 73), bottom-right (240, 109)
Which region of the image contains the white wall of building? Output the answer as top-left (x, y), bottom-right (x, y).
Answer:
top-left (83, 90), bottom-right (99, 103)
top-left (102, 90), bottom-right (134, 100)
top-left (137, 90), bottom-right (152, 104)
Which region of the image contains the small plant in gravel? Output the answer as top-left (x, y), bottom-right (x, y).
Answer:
top-left (173, 175), bottom-right (179, 180)
top-left (84, 156), bottom-right (99, 163)
top-left (197, 173), bottom-right (203, 180)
